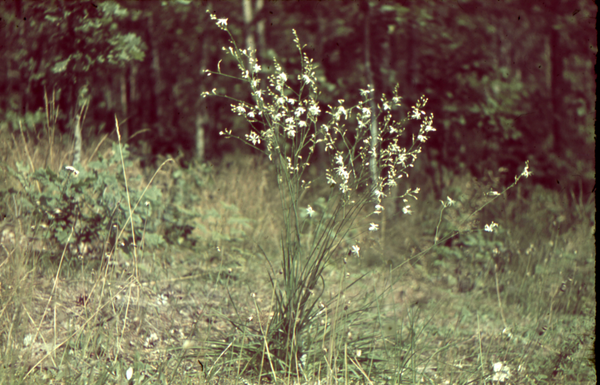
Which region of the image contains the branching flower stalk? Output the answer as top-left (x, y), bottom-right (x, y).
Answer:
top-left (206, 11), bottom-right (437, 373)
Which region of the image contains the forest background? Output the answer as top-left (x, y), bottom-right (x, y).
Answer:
top-left (1, 0), bottom-right (595, 195)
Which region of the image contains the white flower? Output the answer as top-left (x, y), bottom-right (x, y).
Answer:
top-left (485, 221), bottom-right (499, 232)
top-left (492, 362), bottom-right (511, 382)
top-left (446, 196), bottom-right (455, 206)
top-left (486, 190), bottom-right (500, 196)
top-left (351, 245), bottom-right (360, 257)
top-left (410, 106), bottom-right (425, 119)
top-left (336, 165), bottom-right (349, 181)
top-left (373, 189), bottom-right (386, 200)
top-left (306, 205), bottom-right (315, 218)
top-left (521, 163), bottom-right (531, 178)
top-left (216, 18), bottom-right (228, 27)
top-left (285, 125), bottom-right (296, 138)
top-left (402, 205), bottom-right (412, 215)
top-left (279, 72), bottom-right (287, 83)
top-left (254, 63), bottom-right (261, 72)
top-left (233, 104), bottom-right (246, 115)
top-left (417, 134), bottom-right (428, 142)
top-left (245, 132), bottom-right (261, 145)
top-left (373, 204), bottom-right (384, 214)
top-left (302, 73), bottom-right (312, 84)
top-left (369, 223), bottom-right (379, 231)
top-left (65, 166), bottom-right (79, 176)
top-left (126, 367), bottom-right (134, 381)
top-left (295, 106), bottom-right (306, 118)
top-left (423, 124), bottom-right (436, 132)
top-left (335, 105), bottom-right (348, 121)
top-left (361, 107), bottom-right (371, 117)
top-left (247, 110), bottom-right (255, 119)
top-left (309, 104), bottom-right (321, 116)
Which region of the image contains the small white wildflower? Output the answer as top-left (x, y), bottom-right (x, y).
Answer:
top-left (383, 102), bottom-right (390, 111)
top-left (309, 104), bottom-right (321, 116)
top-left (298, 120), bottom-right (307, 128)
top-left (216, 18), bottom-right (228, 27)
top-left (254, 63), bottom-right (261, 72)
top-left (245, 131), bottom-right (261, 145)
top-left (339, 182), bottom-right (350, 194)
top-left (306, 205), bottom-right (315, 218)
top-left (486, 190), bottom-right (501, 196)
top-left (373, 189), bottom-right (386, 200)
top-left (402, 205), bottom-right (412, 215)
top-left (126, 367), bottom-right (134, 381)
top-left (247, 110), bottom-right (255, 119)
top-left (351, 245), bottom-right (360, 257)
top-left (295, 106), bottom-right (306, 118)
top-left (410, 106), bottom-right (425, 119)
top-left (374, 204), bottom-right (384, 214)
top-left (521, 163), bottom-right (531, 178)
top-left (302, 73), bottom-right (312, 84)
top-left (336, 165), bottom-right (349, 181)
top-left (326, 174), bottom-right (336, 185)
top-left (485, 221), bottom-right (499, 232)
top-left (279, 72), bottom-right (287, 83)
top-left (285, 125), bottom-right (296, 138)
top-left (336, 105), bottom-right (348, 120)
top-left (361, 107), bottom-right (371, 117)
top-left (359, 88), bottom-right (372, 97)
top-left (233, 104), bottom-right (246, 115)
top-left (492, 362), bottom-right (511, 382)
top-left (65, 165), bottom-right (79, 176)
top-left (23, 334), bottom-right (34, 347)
top-left (369, 223), bottom-right (379, 231)
top-left (423, 124), bottom-right (436, 132)
top-left (287, 98), bottom-right (296, 105)
top-left (447, 196), bottom-right (455, 206)
top-left (417, 134), bottom-right (428, 142)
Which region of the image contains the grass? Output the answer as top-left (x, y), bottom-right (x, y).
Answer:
top-left (0, 126), bottom-right (595, 384)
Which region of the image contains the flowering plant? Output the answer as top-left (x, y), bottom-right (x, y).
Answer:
top-left (206, 10), bottom-right (437, 373)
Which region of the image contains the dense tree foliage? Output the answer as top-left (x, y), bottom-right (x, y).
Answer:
top-left (0, 0), bottom-right (595, 196)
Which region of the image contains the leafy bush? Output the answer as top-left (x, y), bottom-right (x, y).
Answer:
top-left (7, 142), bottom-right (165, 259)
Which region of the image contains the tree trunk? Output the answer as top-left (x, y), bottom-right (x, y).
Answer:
top-left (243, 0), bottom-right (257, 72)
top-left (361, 1), bottom-right (379, 190)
